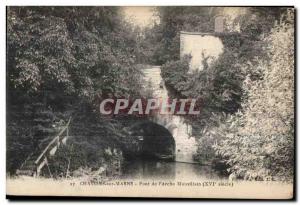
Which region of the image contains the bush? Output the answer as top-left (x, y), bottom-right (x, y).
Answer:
top-left (213, 11), bottom-right (294, 181)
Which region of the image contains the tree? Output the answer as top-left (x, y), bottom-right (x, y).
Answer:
top-left (214, 10), bottom-right (294, 181)
top-left (7, 6), bottom-right (144, 174)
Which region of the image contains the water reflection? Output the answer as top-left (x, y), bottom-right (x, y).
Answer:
top-left (121, 159), bottom-right (225, 180)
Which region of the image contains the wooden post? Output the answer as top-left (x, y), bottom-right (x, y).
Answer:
top-left (45, 158), bottom-right (53, 178)
top-left (36, 157), bottom-right (48, 177)
top-left (31, 117), bottom-right (72, 177)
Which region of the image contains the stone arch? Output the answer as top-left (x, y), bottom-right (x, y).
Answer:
top-left (129, 120), bottom-right (176, 161)
top-left (141, 66), bottom-right (198, 163)
top-left (148, 115), bottom-right (178, 135)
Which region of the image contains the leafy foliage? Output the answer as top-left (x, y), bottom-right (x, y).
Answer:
top-left (7, 7), bottom-right (143, 174)
top-left (213, 11), bottom-right (294, 181)
top-left (158, 8), bottom-right (294, 182)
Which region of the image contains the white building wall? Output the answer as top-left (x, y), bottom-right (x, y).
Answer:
top-left (180, 32), bottom-right (224, 72)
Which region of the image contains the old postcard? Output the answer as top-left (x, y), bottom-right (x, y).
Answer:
top-left (6, 6), bottom-right (295, 199)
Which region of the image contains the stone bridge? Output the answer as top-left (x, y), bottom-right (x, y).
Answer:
top-left (139, 27), bottom-right (225, 163)
top-left (141, 66), bottom-right (198, 163)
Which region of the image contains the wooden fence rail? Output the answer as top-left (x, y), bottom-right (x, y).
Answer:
top-left (34, 117), bottom-right (72, 177)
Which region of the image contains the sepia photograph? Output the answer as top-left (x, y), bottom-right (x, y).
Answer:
top-left (6, 6), bottom-right (295, 199)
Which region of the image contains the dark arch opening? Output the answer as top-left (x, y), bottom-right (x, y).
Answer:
top-left (128, 121), bottom-right (175, 161)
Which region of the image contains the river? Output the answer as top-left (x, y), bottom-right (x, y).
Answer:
top-left (120, 159), bottom-right (226, 180)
